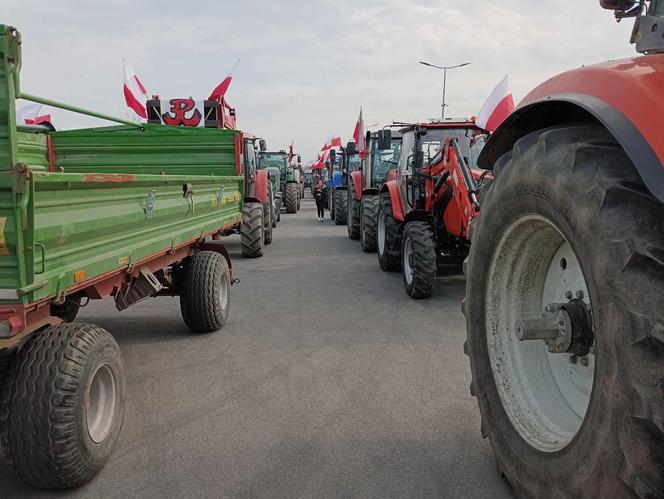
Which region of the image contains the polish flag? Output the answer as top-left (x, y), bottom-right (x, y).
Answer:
top-left (476, 76), bottom-right (515, 132)
top-left (209, 59), bottom-right (240, 101)
top-left (321, 135), bottom-right (342, 152)
top-left (289, 141), bottom-right (294, 162)
top-left (16, 103), bottom-right (52, 125)
top-left (123, 59), bottom-right (149, 120)
top-left (352, 107), bottom-right (366, 158)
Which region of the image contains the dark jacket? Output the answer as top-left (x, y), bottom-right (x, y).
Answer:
top-left (314, 186), bottom-right (327, 203)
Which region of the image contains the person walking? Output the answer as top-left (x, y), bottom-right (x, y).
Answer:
top-left (314, 180), bottom-right (327, 222)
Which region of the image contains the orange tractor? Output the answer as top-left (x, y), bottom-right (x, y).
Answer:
top-left (463, 1), bottom-right (664, 495)
top-left (376, 120), bottom-right (487, 298)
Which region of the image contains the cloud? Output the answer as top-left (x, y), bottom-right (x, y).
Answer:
top-left (9, 0), bottom-right (636, 160)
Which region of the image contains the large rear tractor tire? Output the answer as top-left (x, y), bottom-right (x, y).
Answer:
top-left (180, 251), bottom-right (231, 333)
top-left (377, 193), bottom-right (401, 271)
top-left (2, 323), bottom-right (125, 489)
top-left (347, 180), bottom-right (361, 239)
top-left (284, 183), bottom-right (298, 213)
top-left (401, 221), bottom-right (436, 298)
top-left (464, 124), bottom-right (664, 497)
top-left (241, 202), bottom-right (265, 258)
top-left (334, 189), bottom-right (347, 225)
top-left (360, 194), bottom-right (379, 252)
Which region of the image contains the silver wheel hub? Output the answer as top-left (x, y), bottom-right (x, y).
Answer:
top-left (485, 215), bottom-right (595, 452)
top-left (403, 236), bottom-right (414, 284)
top-left (86, 364), bottom-right (117, 443)
top-left (378, 209), bottom-right (386, 255)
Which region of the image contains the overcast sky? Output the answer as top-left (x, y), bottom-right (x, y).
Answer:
top-left (7, 0), bottom-right (636, 162)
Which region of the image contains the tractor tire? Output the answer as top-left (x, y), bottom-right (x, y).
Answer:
top-left (296, 190), bottom-right (301, 211)
top-left (269, 182), bottom-right (277, 228)
top-left (360, 194), bottom-right (380, 252)
top-left (334, 189), bottom-right (347, 225)
top-left (347, 180), bottom-right (360, 239)
top-left (180, 251), bottom-right (231, 332)
top-left (241, 202), bottom-right (264, 258)
top-left (2, 323), bottom-right (125, 489)
top-left (464, 124), bottom-right (664, 497)
top-left (263, 188), bottom-right (273, 245)
top-left (377, 193), bottom-right (401, 271)
top-left (329, 191), bottom-right (334, 219)
top-left (401, 221), bottom-right (436, 298)
top-left (284, 183), bottom-right (298, 213)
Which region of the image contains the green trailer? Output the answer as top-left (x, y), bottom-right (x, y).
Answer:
top-left (0, 25), bottom-right (244, 489)
top-left (258, 150), bottom-right (300, 213)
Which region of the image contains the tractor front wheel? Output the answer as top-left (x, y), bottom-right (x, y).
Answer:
top-left (334, 189), bottom-right (347, 225)
top-left (360, 194), bottom-right (380, 252)
top-left (377, 193), bottom-right (401, 271)
top-left (263, 186), bottom-right (273, 245)
top-left (2, 323), bottom-right (126, 489)
top-left (347, 180), bottom-right (360, 239)
top-left (241, 202), bottom-right (265, 257)
top-left (464, 124), bottom-right (664, 496)
top-left (401, 221), bottom-right (436, 298)
top-left (284, 183), bottom-right (298, 213)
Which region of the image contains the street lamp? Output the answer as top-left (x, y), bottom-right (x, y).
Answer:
top-left (419, 61), bottom-right (471, 119)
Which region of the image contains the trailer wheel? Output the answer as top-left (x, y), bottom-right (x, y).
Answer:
top-left (241, 202), bottom-right (265, 258)
top-left (180, 251), bottom-right (231, 332)
top-left (464, 124), bottom-right (664, 497)
top-left (402, 221), bottom-right (436, 298)
top-left (347, 180), bottom-right (360, 239)
top-left (284, 183), bottom-right (298, 213)
top-left (377, 193), bottom-right (401, 271)
top-left (360, 194), bottom-right (380, 252)
top-left (2, 323), bottom-right (125, 489)
top-left (334, 189), bottom-right (347, 225)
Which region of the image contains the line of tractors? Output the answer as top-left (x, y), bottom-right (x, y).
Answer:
top-left (323, 1), bottom-right (664, 495)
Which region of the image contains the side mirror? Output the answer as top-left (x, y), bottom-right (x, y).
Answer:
top-left (346, 141), bottom-right (357, 155)
top-left (599, 0), bottom-right (637, 10)
top-left (377, 129), bottom-right (392, 150)
top-left (297, 154), bottom-right (301, 163)
top-left (259, 139), bottom-right (267, 152)
top-left (330, 149), bottom-right (336, 163)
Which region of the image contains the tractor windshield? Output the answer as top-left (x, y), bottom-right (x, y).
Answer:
top-left (260, 153), bottom-right (287, 169)
top-left (371, 138), bottom-right (401, 184)
top-left (347, 154), bottom-right (362, 172)
top-left (399, 127), bottom-right (475, 171)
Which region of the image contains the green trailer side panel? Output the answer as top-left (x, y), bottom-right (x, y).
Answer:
top-left (51, 125), bottom-right (238, 176)
top-left (17, 132), bottom-right (48, 171)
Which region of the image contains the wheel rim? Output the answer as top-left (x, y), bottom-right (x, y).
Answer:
top-left (86, 364), bottom-right (117, 443)
top-left (219, 272), bottom-right (229, 310)
top-left (377, 208), bottom-right (386, 255)
top-left (403, 235), bottom-right (414, 284)
top-left (485, 215), bottom-right (594, 452)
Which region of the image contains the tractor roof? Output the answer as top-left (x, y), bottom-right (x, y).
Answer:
top-left (400, 118), bottom-right (481, 133)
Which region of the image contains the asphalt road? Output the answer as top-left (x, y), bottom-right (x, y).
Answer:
top-left (0, 196), bottom-right (512, 498)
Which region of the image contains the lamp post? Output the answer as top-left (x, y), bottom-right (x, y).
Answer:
top-left (419, 61), bottom-right (471, 119)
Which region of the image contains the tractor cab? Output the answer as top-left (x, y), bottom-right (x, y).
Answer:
top-left (371, 130), bottom-right (402, 189)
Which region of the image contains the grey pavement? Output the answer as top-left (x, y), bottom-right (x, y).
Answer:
top-left (0, 196), bottom-right (512, 499)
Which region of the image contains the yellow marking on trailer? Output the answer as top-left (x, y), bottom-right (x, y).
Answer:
top-left (118, 256), bottom-right (129, 266)
top-left (0, 217), bottom-right (10, 256)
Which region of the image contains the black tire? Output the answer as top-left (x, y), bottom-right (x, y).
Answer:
top-left (360, 194), bottom-right (379, 252)
top-left (334, 189), bottom-right (347, 225)
top-left (241, 202), bottom-right (264, 258)
top-left (179, 251), bottom-right (231, 332)
top-left (347, 180), bottom-right (360, 239)
top-left (464, 124), bottom-right (664, 497)
top-left (284, 183), bottom-right (298, 213)
top-left (2, 323), bottom-right (125, 489)
top-left (276, 198), bottom-right (281, 222)
top-left (377, 193), bottom-right (401, 271)
top-left (401, 221), bottom-right (436, 298)
top-left (263, 187), bottom-right (273, 246)
top-left (50, 295), bottom-right (81, 322)
top-left (329, 190), bottom-right (334, 219)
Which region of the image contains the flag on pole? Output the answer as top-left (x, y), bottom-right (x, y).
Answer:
top-left (476, 76), bottom-right (515, 132)
top-left (352, 107), bottom-right (366, 158)
top-left (123, 59), bottom-right (149, 120)
top-left (289, 141), bottom-right (294, 162)
top-left (321, 135), bottom-right (342, 152)
top-left (209, 59), bottom-right (240, 100)
top-left (16, 103), bottom-right (51, 125)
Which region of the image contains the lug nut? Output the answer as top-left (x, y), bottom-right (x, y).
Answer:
top-left (576, 290), bottom-right (585, 300)
top-left (569, 355), bottom-right (577, 364)
top-left (565, 290), bottom-right (573, 300)
top-left (580, 357), bottom-right (590, 367)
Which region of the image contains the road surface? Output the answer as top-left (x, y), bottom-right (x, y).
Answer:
top-left (0, 196), bottom-right (512, 498)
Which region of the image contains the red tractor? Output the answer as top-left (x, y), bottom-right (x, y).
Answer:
top-left (463, 1), bottom-right (664, 496)
top-left (348, 129), bottom-right (402, 251)
top-left (147, 96), bottom-right (274, 257)
top-left (376, 120), bottom-right (487, 298)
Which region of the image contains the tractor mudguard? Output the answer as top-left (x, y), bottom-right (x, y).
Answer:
top-left (350, 170), bottom-right (363, 200)
top-left (362, 187), bottom-right (380, 197)
top-left (253, 169), bottom-right (269, 205)
top-left (382, 180), bottom-right (405, 221)
top-left (479, 55), bottom-right (664, 202)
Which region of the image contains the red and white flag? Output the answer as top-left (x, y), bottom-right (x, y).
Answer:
top-left (321, 135), bottom-right (342, 152)
top-left (16, 103), bottom-right (52, 125)
top-left (289, 141), bottom-right (294, 162)
top-left (123, 59), bottom-right (149, 120)
top-left (476, 76), bottom-right (515, 132)
top-left (352, 107), bottom-right (366, 158)
top-left (209, 59), bottom-right (240, 101)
